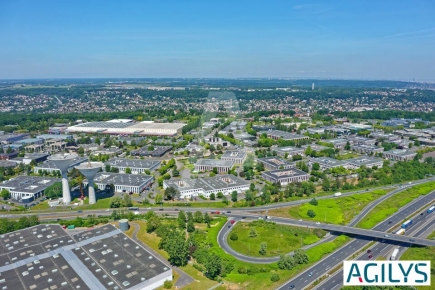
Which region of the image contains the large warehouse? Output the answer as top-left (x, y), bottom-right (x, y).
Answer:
top-left (67, 120), bottom-right (185, 136)
top-left (0, 176), bottom-right (60, 202)
top-left (0, 224), bottom-right (172, 290)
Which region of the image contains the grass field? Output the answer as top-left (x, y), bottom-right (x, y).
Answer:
top-left (268, 189), bottom-right (388, 225)
top-left (76, 197), bottom-right (112, 210)
top-left (356, 181), bottom-right (435, 229)
top-left (227, 221), bottom-right (326, 257)
top-left (401, 245), bottom-right (435, 289)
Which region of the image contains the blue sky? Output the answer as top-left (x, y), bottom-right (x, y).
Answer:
top-left (1, 0), bottom-right (435, 80)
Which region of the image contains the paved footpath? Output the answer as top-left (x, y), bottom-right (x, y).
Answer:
top-left (130, 222), bottom-right (195, 289)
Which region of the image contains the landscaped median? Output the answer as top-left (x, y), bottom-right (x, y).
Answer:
top-left (227, 220), bottom-right (326, 257)
top-left (356, 181), bottom-right (435, 229)
top-left (400, 230), bottom-right (435, 290)
top-left (267, 189), bottom-right (389, 225)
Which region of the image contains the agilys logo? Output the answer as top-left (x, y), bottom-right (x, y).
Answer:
top-left (343, 261), bottom-right (431, 286)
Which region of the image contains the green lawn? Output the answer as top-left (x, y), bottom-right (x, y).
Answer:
top-left (401, 245), bottom-right (435, 289)
top-left (269, 189), bottom-right (388, 225)
top-left (336, 153), bottom-right (359, 160)
top-left (75, 197), bottom-right (112, 210)
top-left (161, 201), bottom-right (228, 208)
top-left (227, 221), bottom-right (326, 257)
top-left (356, 181), bottom-right (435, 229)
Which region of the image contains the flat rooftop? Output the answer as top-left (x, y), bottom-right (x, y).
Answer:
top-left (195, 159), bottom-right (234, 168)
top-left (348, 156), bottom-right (384, 166)
top-left (260, 130), bottom-right (308, 140)
top-left (106, 158), bottom-right (160, 169)
top-left (36, 157), bottom-right (88, 169)
top-left (93, 172), bottom-right (153, 187)
top-left (221, 150), bottom-right (246, 159)
top-left (311, 157), bottom-right (348, 167)
top-left (164, 174), bottom-right (248, 191)
top-left (262, 168), bottom-right (309, 179)
top-left (257, 157), bottom-right (295, 167)
top-left (0, 176), bottom-right (60, 194)
top-left (0, 160), bottom-right (16, 168)
top-left (0, 224), bottom-right (170, 290)
top-left (273, 146), bottom-right (303, 153)
top-left (131, 146), bottom-right (173, 155)
top-left (384, 149), bottom-right (417, 156)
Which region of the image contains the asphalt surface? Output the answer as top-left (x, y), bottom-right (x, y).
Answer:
top-left (316, 212), bottom-right (435, 290)
top-left (277, 188), bottom-right (435, 290)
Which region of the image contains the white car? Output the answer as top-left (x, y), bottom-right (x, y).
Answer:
top-left (258, 217), bottom-right (263, 220)
top-left (146, 207), bottom-right (151, 210)
top-left (316, 222), bottom-right (320, 225)
top-left (298, 219), bottom-right (302, 221)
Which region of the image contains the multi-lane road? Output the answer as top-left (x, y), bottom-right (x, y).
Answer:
top-left (277, 187), bottom-right (435, 290)
top-left (316, 209), bottom-right (435, 290)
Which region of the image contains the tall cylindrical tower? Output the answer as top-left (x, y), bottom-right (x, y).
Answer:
top-left (48, 153), bottom-right (79, 204)
top-left (75, 161), bottom-right (104, 204)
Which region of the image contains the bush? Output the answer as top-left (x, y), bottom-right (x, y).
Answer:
top-left (307, 209), bottom-right (316, 218)
top-left (238, 266), bottom-right (247, 274)
top-left (270, 273), bottom-right (280, 282)
top-left (309, 198), bottom-right (318, 206)
top-left (163, 280), bottom-right (172, 289)
top-left (230, 232), bottom-right (238, 241)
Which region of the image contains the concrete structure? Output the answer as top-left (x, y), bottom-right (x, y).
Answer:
top-left (163, 175), bottom-right (249, 198)
top-left (106, 158), bottom-right (160, 174)
top-left (221, 149), bottom-right (246, 164)
top-left (347, 157), bottom-right (384, 169)
top-left (369, 132), bottom-right (400, 142)
top-left (346, 136), bottom-right (376, 145)
top-left (0, 224), bottom-right (172, 290)
top-left (75, 161), bottom-right (104, 204)
top-left (130, 146), bottom-right (172, 157)
top-left (383, 149), bottom-right (417, 161)
top-left (381, 118), bottom-right (430, 128)
top-left (119, 219), bottom-right (129, 232)
top-left (272, 146), bottom-right (304, 158)
top-left (33, 156), bottom-right (88, 174)
top-left (351, 144), bottom-right (384, 154)
top-left (261, 168), bottom-right (310, 185)
top-left (89, 172), bottom-right (154, 194)
top-left (67, 120), bottom-right (185, 136)
top-left (0, 176), bottom-right (60, 202)
top-left (194, 159), bottom-right (234, 173)
top-left (308, 157), bottom-right (351, 170)
top-left (325, 138), bottom-right (348, 149)
top-left (47, 153), bottom-right (79, 204)
top-left (23, 153), bottom-right (50, 165)
top-left (258, 130), bottom-right (309, 142)
top-left (257, 157), bottom-right (295, 171)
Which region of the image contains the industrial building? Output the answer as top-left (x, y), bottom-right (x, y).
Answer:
top-left (261, 168), bottom-right (310, 185)
top-left (351, 144), bottom-right (384, 155)
top-left (308, 157), bottom-right (351, 170)
top-left (89, 172), bottom-right (154, 194)
top-left (131, 146), bottom-right (173, 157)
top-left (346, 136), bottom-right (376, 146)
top-left (347, 157), bottom-right (384, 169)
top-left (257, 130), bottom-right (309, 142)
top-left (67, 120), bottom-right (185, 136)
top-left (257, 157), bottom-right (296, 171)
top-left (325, 138), bottom-right (348, 149)
top-left (0, 176), bottom-right (60, 202)
top-left (34, 157), bottom-right (89, 174)
top-left (0, 224), bottom-right (172, 290)
top-left (106, 158), bottom-right (160, 174)
top-left (163, 175), bottom-right (249, 198)
top-left (383, 149), bottom-right (417, 161)
top-left (272, 146), bottom-right (304, 158)
top-left (221, 149), bottom-right (246, 164)
top-left (194, 159), bottom-right (234, 173)
top-left (0, 133), bottom-right (30, 145)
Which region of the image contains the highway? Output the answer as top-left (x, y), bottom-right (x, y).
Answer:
top-left (276, 188), bottom-right (435, 290)
top-left (315, 211), bottom-right (435, 290)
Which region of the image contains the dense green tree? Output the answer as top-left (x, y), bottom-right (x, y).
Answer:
top-left (259, 242), bottom-right (267, 255)
top-left (231, 191), bottom-right (238, 202)
top-left (307, 209), bottom-right (316, 218)
top-left (205, 253), bottom-right (222, 279)
top-left (0, 189), bottom-right (10, 200)
top-left (159, 230), bottom-right (189, 266)
top-left (293, 249), bottom-right (309, 264)
top-left (193, 211), bottom-right (203, 223)
top-left (177, 211), bottom-right (186, 229)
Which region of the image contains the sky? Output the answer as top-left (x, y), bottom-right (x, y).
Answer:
top-left (1, 0), bottom-right (435, 81)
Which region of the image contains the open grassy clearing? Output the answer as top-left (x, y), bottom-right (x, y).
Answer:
top-left (401, 239), bottom-right (435, 289)
top-left (268, 189), bottom-right (388, 225)
top-left (227, 220), bottom-right (326, 257)
top-left (356, 181), bottom-right (435, 229)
